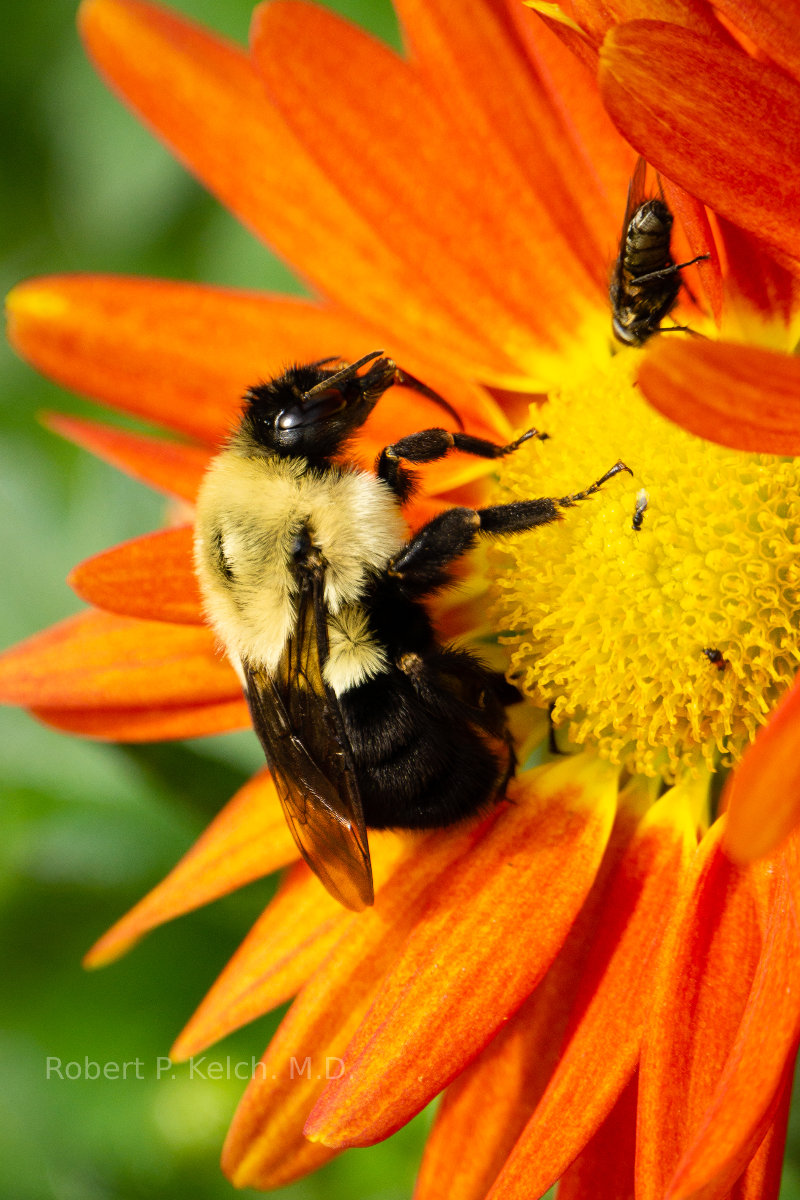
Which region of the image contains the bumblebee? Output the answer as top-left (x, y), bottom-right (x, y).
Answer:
top-left (195, 351), bottom-right (630, 908)
top-left (610, 158), bottom-right (708, 345)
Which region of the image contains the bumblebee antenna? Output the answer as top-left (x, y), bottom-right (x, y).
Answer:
top-left (388, 362), bottom-right (465, 431)
top-left (301, 350), bottom-right (385, 402)
top-left (302, 349), bottom-right (466, 433)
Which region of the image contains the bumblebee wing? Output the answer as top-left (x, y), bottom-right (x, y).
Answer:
top-left (242, 568), bottom-right (374, 911)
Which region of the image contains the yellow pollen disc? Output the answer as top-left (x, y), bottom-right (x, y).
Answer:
top-left (488, 354), bottom-right (800, 780)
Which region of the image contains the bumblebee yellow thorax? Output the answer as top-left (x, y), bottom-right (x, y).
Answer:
top-left (194, 449), bottom-right (408, 683)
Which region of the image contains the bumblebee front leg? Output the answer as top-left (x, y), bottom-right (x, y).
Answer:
top-left (388, 460), bottom-right (631, 594)
top-left (377, 427), bottom-right (546, 501)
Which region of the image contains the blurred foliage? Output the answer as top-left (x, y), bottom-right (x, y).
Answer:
top-left (2, 2), bottom-right (798, 1199)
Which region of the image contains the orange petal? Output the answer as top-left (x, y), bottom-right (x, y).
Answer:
top-left (412, 781), bottom-right (651, 1200)
top-left (551, 0), bottom-right (721, 48)
top-left (352, 383), bottom-right (516, 499)
top-left (77, 0), bottom-right (519, 384)
top-left (414, 988), bottom-right (562, 1200)
top-left (46, 388), bottom-right (505, 514)
top-left (635, 818), bottom-right (783, 1200)
top-left (70, 526), bottom-right (203, 624)
top-left (711, 0), bottom-right (800, 85)
top-left (505, 1), bottom-right (637, 222)
top-left (85, 769), bottom-right (297, 966)
top-left (9, 275), bottom-right (503, 443)
top-left (77, 0), bottom-right (371, 318)
top-left (43, 413), bottom-right (209, 501)
top-left (725, 679), bottom-right (800, 863)
top-left (638, 339), bottom-right (800, 454)
top-left (392, 0), bottom-right (618, 299)
top-left (172, 861), bottom-right (354, 1059)
top-left (172, 833), bottom-right (406, 1059)
top-left (599, 21), bottom-right (800, 263)
top-left (489, 781), bottom-right (696, 1200)
top-left (659, 179), bottom-right (723, 326)
top-left (0, 610), bottom-right (236, 708)
top-left (727, 1066), bottom-right (792, 1200)
top-left (665, 844), bottom-right (800, 1199)
top-left (30, 697), bottom-right (248, 741)
top-left (306, 755), bottom-right (619, 1149)
top-left (222, 818), bottom-right (490, 1190)
top-left (251, 1), bottom-right (599, 380)
top-left (715, 216), bottom-right (800, 327)
top-left (555, 1073), bottom-right (638, 1200)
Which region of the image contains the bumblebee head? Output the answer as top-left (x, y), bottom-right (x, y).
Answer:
top-left (240, 350), bottom-right (392, 460)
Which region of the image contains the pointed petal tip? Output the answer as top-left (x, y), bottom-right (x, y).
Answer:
top-left (6, 280), bottom-right (74, 356)
top-left (78, 0), bottom-right (128, 36)
top-left (82, 932), bottom-right (139, 969)
top-left (168, 1031), bottom-right (194, 1063)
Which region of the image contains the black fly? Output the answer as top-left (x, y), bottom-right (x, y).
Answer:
top-left (611, 158), bottom-right (709, 346)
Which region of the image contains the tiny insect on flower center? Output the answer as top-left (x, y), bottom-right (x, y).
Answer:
top-left (488, 354), bottom-right (800, 781)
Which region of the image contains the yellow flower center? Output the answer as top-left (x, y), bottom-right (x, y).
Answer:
top-left (489, 353), bottom-right (800, 781)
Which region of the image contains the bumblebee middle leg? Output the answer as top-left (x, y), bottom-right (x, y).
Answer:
top-left (388, 460), bottom-right (631, 595)
top-left (377, 427), bottom-right (546, 501)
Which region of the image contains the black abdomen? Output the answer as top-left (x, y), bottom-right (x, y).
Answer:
top-left (338, 645), bottom-right (515, 830)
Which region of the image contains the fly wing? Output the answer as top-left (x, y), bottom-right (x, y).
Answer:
top-left (242, 557), bottom-right (374, 911)
top-left (611, 156), bottom-right (648, 295)
top-left (622, 156), bottom-right (649, 236)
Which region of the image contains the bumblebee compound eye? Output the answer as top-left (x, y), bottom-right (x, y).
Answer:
top-left (276, 389), bottom-right (348, 431)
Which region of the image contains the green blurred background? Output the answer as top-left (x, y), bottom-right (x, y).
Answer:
top-left (0, 2), bottom-right (433, 1198)
top-left (2, 3), bottom-right (799, 1199)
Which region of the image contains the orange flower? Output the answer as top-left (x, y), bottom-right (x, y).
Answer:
top-left (3, 0), bottom-right (800, 1196)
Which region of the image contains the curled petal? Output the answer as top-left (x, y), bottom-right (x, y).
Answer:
top-left (85, 770), bottom-right (297, 966)
top-left (600, 21), bottom-right (800, 264)
top-left (638, 339), bottom-right (800, 454)
top-left (307, 755), bottom-right (619, 1148)
top-left (548, 0), bottom-right (721, 49)
top-left (658, 179), bottom-right (723, 325)
top-left (70, 527), bottom-right (203, 624)
top-left (715, 218), bottom-right (800, 328)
